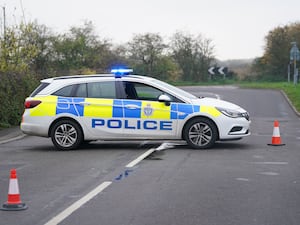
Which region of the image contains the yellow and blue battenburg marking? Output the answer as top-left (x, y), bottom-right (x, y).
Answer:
top-left (29, 97), bottom-right (221, 127)
top-left (171, 104), bottom-right (200, 119)
top-left (56, 97), bottom-right (85, 116)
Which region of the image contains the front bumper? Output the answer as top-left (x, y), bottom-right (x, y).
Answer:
top-left (216, 116), bottom-right (251, 140)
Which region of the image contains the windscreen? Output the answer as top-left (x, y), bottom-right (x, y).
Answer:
top-left (150, 78), bottom-right (198, 100)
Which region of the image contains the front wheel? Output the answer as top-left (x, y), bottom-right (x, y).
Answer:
top-left (183, 118), bottom-right (218, 149)
top-left (50, 120), bottom-right (83, 150)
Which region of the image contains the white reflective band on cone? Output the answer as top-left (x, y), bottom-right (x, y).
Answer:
top-left (272, 127), bottom-right (280, 137)
top-left (8, 179), bottom-right (20, 194)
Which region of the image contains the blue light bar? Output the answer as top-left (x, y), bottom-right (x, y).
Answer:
top-left (111, 68), bottom-right (133, 78)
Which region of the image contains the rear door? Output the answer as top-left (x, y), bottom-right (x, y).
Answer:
top-left (80, 81), bottom-right (125, 138)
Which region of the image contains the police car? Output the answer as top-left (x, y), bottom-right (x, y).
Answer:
top-left (21, 69), bottom-right (250, 150)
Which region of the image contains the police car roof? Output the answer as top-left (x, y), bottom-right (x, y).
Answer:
top-left (41, 74), bottom-right (148, 83)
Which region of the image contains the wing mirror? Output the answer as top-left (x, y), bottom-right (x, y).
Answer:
top-left (158, 94), bottom-right (171, 106)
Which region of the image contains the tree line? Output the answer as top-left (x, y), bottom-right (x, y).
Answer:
top-left (251, 22), bottom-right (300, 81)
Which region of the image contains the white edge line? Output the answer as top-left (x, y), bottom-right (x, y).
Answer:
top-left (126, 148), bottom-right (156, 168)
top-left (44, 181), bottom-right (112, 225)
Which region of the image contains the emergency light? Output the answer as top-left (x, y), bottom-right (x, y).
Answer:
top-left (111, 68), bottom-right (133, 78)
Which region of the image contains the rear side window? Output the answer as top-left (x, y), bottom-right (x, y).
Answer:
top-left (52, 81), bottom-right (116, 98)
top-left (30, 82), bottom-right (50, 97)
top-left (74, 83), bottom-right (87, 97)
top-left (87, 81), bottom-right (116, 98)
top-left (53, 85), bottom-right (74, 97)
top-left (53, 84), bottom-right (87, 97)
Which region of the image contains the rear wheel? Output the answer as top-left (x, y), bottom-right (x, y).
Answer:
top-left (50, 120), bottom-right (83, 150)
top-left (183, 118), bottom-right (218, 149)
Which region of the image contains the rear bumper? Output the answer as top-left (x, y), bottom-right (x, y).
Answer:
top-left (21, 111), bottom-right (51, 137)
top-left (20, 122), bottom-right (49, 137)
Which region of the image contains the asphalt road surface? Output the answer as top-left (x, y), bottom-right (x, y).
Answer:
top-left (0, 86), bottom-right (299, 225)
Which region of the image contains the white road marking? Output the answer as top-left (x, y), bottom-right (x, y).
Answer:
top-left (252, 155), bottom-right (264, 159)
top-left (126, 148), bottom-right (156, 168)
top-left (236, 178), bottom-right (250, 182)
top-left (0, 134), bottom-right (26, 144)
top-left (127, 142), bottom-right (176, 167)
top-left (259, 172), bottom-right (279, 176)
top-left (44, 181), bottom-right (112, 225)
top-left (252, 162), bottom-right (288, 165)
top-left (156, 142), bottom-right (175, 151)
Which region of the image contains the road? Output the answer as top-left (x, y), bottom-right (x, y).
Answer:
top-left (0, 86), bottom-right (300, 225)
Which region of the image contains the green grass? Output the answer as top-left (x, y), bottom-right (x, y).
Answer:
top-left (238, 82), bottom-right (300, 113)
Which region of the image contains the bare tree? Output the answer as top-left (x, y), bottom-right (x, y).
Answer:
top-left (127, 33), bottom-right (167, 75)
top-left (170, 31), bottom-right (215, 81)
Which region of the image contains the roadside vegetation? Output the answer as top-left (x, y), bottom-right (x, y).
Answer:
top-left (0, 20), bottom-right (299, 127)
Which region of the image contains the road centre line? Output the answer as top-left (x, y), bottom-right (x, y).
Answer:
top-left (126, 142), bottom-right (176, 168)
top-left (126, 148), bottom-right (156, 168)
top-left (44, 181), bottom-right (112, 225)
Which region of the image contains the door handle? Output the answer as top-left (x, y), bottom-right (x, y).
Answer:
top-left (125, 104), bottom-right (139, 109)
top-left (79, 102), bottom-right (91, 106)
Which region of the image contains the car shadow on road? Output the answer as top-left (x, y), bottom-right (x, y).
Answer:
top-left (207, 142), bottom-right (251, 151)
top-left (25, 141), bottom-right (162, 152)
top-left (171, 141), bottom-right (251, 151)
top-left (23, 138), bottom-right (251, 152)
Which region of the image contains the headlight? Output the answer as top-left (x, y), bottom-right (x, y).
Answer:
top-left (216, 107), bottom-right (244, 118)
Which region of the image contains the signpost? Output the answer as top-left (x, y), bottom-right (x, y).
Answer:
top-left (290, 42), bottom-right (300, 85)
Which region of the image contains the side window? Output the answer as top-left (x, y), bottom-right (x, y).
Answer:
top-left (135, 83), bottom-right (163, 100)
top-left (87, 81), bottom-right (116, 98)
top-left (75, 83), bottom-right (87, 97)
top-left (123, 81), bottom-right (178, 102)
top-left (53, 85), bottom-right (74, 97)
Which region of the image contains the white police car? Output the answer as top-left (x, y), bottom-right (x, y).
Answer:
top-left (21, 69), bottom-right (250, 150)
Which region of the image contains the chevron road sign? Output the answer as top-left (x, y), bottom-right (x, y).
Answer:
top-left (208, 66), bottom-right (228, 75)
top-left (208, 67), bottom-right (215, 75)
top-left (218, 67), bottom-right (227, 75)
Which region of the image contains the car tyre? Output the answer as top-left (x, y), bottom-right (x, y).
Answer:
top-left (183, 117), bottom-right (218, 149)
top-left (50, 120), bottom-right (83, 150)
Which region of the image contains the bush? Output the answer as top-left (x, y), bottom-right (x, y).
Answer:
top-left (0, 72), bottom-right (38, 127)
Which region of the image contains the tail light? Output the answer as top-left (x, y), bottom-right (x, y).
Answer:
top-left (24, 100), bottom-right (41, 109)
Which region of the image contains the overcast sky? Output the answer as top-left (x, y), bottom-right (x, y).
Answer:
top-left (1, 0), bottom-right (300, 60)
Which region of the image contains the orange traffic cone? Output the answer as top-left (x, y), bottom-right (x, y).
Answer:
top-left (1, 169), bottom-right (28, 211)
top-left (268, 120), bottom-right (285, 146)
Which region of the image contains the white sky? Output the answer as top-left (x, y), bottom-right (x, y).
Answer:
top-left (1, 0), bottom-right (300, 60)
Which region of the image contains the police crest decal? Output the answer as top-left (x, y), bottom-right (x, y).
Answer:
top-left (143, 104), bottom-right (153, 117)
